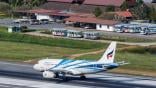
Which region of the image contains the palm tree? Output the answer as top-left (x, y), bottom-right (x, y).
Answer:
top-left (28, 0), bottom-right (47, 7)
top-left (8, 0), bottom-right (23, 18)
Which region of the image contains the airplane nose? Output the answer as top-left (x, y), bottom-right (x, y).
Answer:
top-left (33, 64), bottom-right (43, 71)
top-left (33, 64), bottom-right (38, 70)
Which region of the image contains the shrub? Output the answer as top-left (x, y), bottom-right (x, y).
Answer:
top-left (93, 7), bottom-right (103, 17)
top-left (121, 46), bottom-right (156, 54)
top-left (106, 6), bottom-right (115, 12)
top-left (0, 2), bottom-right (11, 13)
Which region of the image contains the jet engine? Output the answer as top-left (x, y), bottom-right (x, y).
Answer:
top-left (43, 71), bottom-right (56, 78)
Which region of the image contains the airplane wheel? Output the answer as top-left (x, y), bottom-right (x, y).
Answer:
top-left (54, 73), bottom-right (59, 78)
top-left (62, 76), bottom-right (69, 81)
top-left (80, 75), bottom-right (86, 80)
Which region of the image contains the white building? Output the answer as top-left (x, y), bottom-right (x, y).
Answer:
top-left (65, 16), bottom-right (119, 31)
top-left (96, 24), bottom-right (115, 31)
top-left (35, 13), bottom-right (53, 21)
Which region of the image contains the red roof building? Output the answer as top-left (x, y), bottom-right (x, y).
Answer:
top-left (65, 16), bottom-right (119, 25)
top-left (116, 11), bottom-right (132, 18)
top-left (28, 9), bottom-right (55, 14)
top-left (65, 16), bottom-right (119, 31)
top-left (83, 0), bottom-right (125, 7)
top-left (47, 0), bottom-right (74, 3)
top-left (16, 9), bottom-right (59, 14)
top-left (114, 10), bottom-right (133, 21)
top-left (42, 0), bottom-right (131, 13)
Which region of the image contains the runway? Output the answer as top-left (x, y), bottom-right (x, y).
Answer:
top-left (0, 61), bottom-right (156, 88)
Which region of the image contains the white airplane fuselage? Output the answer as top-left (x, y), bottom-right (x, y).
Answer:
top-left (33, 42), bottom-right (123, 80)
top-left (34, 59), bottom-right (119, 75)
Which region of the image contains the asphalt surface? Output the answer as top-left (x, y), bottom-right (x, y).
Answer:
top-left (1, 18), bottom-right (156, 39)
top-left (0, 61), bottom-right (156, 88)
top-left (0, 19), bottom-right (65, 30)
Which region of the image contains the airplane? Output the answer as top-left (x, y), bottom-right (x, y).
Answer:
top-left (33, 41), bottom-right (127, 80)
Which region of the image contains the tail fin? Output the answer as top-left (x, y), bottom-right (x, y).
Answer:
top-left (98, 42), bottom-right (116, 64)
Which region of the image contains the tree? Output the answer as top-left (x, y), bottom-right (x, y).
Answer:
top-left (129, 0), bottom-right (151, 20)
top-left (24, 0), bottom-right (47, 7)
top-left (106, 6), bottom-right (115, 12)
top-left (149, 6), bottom-right (156, 22)
top-left (7, 0), bottom-right (23, 18)
top-left (100, 13), bottom-right (115, 20)
top-left (0, 2), bottom-right (11, 12)
top-left (121, 1), bottom-right (129, 11)
top-left (136, 0), bottom-right (143, 6)
top-left (93, 7), bottom-right (102, 17)
top-left (0, 0), bottom-right (9, 3)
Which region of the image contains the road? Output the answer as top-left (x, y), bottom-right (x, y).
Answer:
top-left (0, 61), bottom-right (156, 88)
top-left (1, 18), bottom-right (156, 40)
top-left (24, 31), bottom-right (156, 46)
top-left (0, 19), bottom-right (65, 29)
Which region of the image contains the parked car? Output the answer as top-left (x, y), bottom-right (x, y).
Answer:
top-left (40, 19), bottom-right (49, 24)
top-left (140, 27), bottom-right (156, 35)
top-left (13, 18), bottom-right (30, 23)
top-left (84, 25), bottom-right (93, 29)
top-left (30, 19), bottom-right (41, 25)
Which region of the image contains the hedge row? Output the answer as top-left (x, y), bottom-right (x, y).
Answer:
top-left (121, 46), bottom-right (156, 54)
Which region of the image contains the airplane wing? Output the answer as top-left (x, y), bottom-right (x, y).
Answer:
top-left (47, 59), bottom-right (90, 75)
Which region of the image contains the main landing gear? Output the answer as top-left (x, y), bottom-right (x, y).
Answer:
top-left (80, 75), bottom-right (86, 80)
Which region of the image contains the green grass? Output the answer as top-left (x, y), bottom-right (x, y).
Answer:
top-left (0, 13), bottom-right (9, 19)
top-left (0, 26), bottom-right (7, 32)
top-left (0, 41), bottom-right (97, 61)
top-left (0, 27), bottom-right (105, 49)
top-left (0, 26), bottom-right (108, 61)
top-left (116, 52), bottom-right (156, 71)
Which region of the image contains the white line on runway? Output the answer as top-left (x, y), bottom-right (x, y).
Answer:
top-left (0, 61), bottom-right (33, 67)
top-left (86, 74), bottom-right (156, 86)
top-left (0, 76), bottom-right (88, 88)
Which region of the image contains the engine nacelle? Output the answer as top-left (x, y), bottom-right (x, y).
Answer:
top-left (43, 71), bottom-right (56, 78)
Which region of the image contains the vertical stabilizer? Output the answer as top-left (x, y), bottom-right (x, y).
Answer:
top-left (98, 42), bottom-right (116, 64)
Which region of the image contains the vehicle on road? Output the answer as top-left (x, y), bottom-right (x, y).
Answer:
top-left (40, 19), bottom-right (49, 24)
top-left (34, 42), bottom-right (127, 80)
top-left (114, 24), bottom-right (141, 33)
top-left (140, 27), bottom-right (156, 35)
top-left (13, 18), bottom-right (30, 23)
top-left (30, 19), bottom-right (41, 25)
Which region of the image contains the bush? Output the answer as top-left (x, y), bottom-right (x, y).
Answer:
top-left (0, 2), bottom-right (11, 13)
top-left (99, 13), bottom-right (115, 20)
top-left (93, 7), bottom-right (102, 17)
top-left (121, 46), bottom-right (156, 54)
top-left (106, 6), bottom-right (115, 12)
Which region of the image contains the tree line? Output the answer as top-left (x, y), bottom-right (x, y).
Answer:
top-left (0, 0), bottom-right (47, 8)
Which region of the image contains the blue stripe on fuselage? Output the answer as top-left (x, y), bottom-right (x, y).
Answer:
top-left (62, 60), bottom-right (90, 68)
top-left (75, 64), bottom-right (103, 69)
top-left (53, 59), bottom-right (75, 68)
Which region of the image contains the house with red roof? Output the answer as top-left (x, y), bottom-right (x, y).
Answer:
top-left (114, 10), bottom-right (133, 21)
top-left (83, 0), bottom-right (125, 7)
top-left (65, 16), bottom-right (119, 31)
top-left (47, 0), bottom-right (74, 3)
top-left (15, 8), bottom-right (95, 22)
top-left (41, 0), bottom-right (137, 13)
